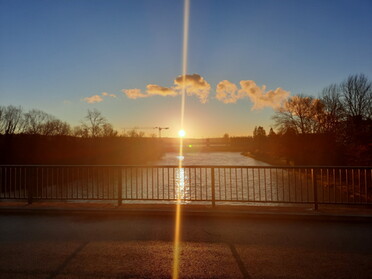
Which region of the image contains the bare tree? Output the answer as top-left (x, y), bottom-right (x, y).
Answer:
top-left (23, 109), bottom-right (71, 136)
top-left (341, 74), bottom-right (372, 120)
top-left (123, 129), bottom-right (145, 138)
top-left (273, 95), bottom-right (324, 134)
top-left (81, 109), bottom-right (115, 137)
top-left (83, 109), bottom-right (107, 137)
top-left (0, 106), bottom-right (4, 132)
top-left (23, 109), bottom-right (52, 134)
top-left (101, 123), bottom-right (118, 137)
top-left (0, 105), bottom-right (24, 135)
top-left (42, 119), bottom-right (71, 136)
top-left (319, 84), bottom-right (345, 133)
top-left (73, 125), bottom-right (89, 138)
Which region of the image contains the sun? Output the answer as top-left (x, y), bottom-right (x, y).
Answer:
top-left (178, 129), bottom-right (186, 137)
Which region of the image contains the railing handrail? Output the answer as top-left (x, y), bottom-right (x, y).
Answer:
top-left (1, 164), bottom-right (371, 208)
top-left (0, 165), bottom-right (371, 169)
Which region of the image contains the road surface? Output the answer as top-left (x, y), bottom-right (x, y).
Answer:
top-left (0, 210), bottom-right (371, 279)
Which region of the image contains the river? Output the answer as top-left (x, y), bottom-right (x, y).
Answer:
top-left (8, 152), bottom-right (315, 205)
top-left (153, 152), bottom-right (270, 166)
top-left (146, 152), bottom-right (316, 205)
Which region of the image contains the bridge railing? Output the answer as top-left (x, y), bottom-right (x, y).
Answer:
top-left (0, 165), bottom-right (371, 208)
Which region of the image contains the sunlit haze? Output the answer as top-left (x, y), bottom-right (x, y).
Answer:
top-left (1, 0), bottom-right (371, 138)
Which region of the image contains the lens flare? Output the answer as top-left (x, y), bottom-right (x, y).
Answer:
top-left (173, 1), bottom-right (189, 279)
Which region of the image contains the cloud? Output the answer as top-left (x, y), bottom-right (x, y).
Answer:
top-left (83, 95), bottom-right (103, 103)
top-left (238, 80), bottom-right (290, 110)
top-left (122, 74), bottom-right (211, 103)
top-left (214, 80), bottom-right (290, 109)
top-left (83, 92), bottom-right (116, 104)
top-left (122, 89), bottom-right (148, 99)
top-left (146, 84), bottom-right (177, 96)
top-left (102, 92), bottom-right (117, 98)
top-left (121, 75), bottom-right (289, 109)
top-left (174, 74), bottom-right (211, 103)
top-left (216, 80), bottom-right (242, 104)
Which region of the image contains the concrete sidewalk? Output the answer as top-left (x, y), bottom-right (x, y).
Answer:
top-left (1, 201), bottom-right (371, 220)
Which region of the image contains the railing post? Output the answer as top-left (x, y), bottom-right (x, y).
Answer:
top-left (211, 167), bottom-right (215, 207)
top-left (27, 167), bottom-right (35, 205)
top-left (118, 167), bottom-right (122, 206)
top-left (312, 168), bottom-right (318, 210)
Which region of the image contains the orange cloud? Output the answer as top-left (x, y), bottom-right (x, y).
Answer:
top-left (146, 84), bottom-right (177, 96)
top-left (102, 92), bottom-right (117, 98)
top-left (174, 74), bottom-right (211, 103)
top-left (216, 80), bottom-right (242, 104)
top-left (83, 95), bottom-right (103, 103)
top-left (121, 75), bottom-right (288, 109)
top-left (122, 89), bottom-right (147, 99)
top-left (239, 80), bottom-right (290, 110)
top-left (122, 74), bottom-right (211, 103)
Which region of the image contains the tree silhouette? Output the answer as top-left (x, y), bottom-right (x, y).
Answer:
top-left (341, 74), bottom-right (371, 120)
top-left (80, 109), bottom-right (117, 137)
top-left (273, 95), bottom-right (324, 134)
top-left (0, 105), bottom-right (24, 135)
top-left (253, 126), bottom-right (266, 139)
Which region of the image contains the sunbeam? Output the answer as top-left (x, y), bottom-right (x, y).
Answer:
top-left (172, 1), bottom-right (190, 278)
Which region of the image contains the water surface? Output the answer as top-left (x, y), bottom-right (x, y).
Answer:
top-left (154, 152), bottom-right (270, 166)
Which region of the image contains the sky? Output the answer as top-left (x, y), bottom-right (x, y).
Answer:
top-left (1, 0), bottom-right (371, 138)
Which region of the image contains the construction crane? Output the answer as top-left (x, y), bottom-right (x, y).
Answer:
top-left (154, 127), bottom-right (169, 138)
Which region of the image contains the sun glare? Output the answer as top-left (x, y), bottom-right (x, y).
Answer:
top-left (178, 129), bottom-right (186, 138)
top-left (173, 1), bottom-right (190, 278)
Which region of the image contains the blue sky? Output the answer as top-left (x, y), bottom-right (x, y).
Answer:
top-left (1, 0), bottom-right (371, 137)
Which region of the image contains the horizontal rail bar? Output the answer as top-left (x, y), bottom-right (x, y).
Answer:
top-left (0, 165), bottom-right (371, 208)
top-left (1, 165), bottom-right (371, 169)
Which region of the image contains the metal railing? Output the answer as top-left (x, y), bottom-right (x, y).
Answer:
top-left (0, 165), bottom-right (371, 208)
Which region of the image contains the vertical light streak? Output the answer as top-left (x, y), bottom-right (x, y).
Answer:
top-left (180, 0), bottom-right (189, 131)
top-left (173, 1), bottom-right (189, 279)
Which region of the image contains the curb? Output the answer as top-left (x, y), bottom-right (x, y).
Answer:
top-left (1, 205), bottom-right (371, 222)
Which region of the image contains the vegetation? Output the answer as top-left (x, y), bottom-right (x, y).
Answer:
top-left (249, 74), bottom-right (371, 165)
top-left (0, 108), bottom-right (163, 165)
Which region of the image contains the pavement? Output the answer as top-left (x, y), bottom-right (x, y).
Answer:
top-left (1, 201), bottom-right (372, 220)
top-left (0, 202), bottom-right (371, 279)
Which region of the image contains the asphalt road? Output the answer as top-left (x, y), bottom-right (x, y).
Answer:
top-left (0, 211), bottom-right (371, 279)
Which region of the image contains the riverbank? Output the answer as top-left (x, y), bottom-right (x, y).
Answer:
top-left (0, 134), bottom-right (164, 165)
top-left (241, 151), bottom-right (290, 166)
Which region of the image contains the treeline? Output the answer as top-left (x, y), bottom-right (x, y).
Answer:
top-left (0, 107), bottom-right (148, 138)
top-left (0, 108), bottom-right (163, 165)
top-left (249, 74), bottom-right (371, 166)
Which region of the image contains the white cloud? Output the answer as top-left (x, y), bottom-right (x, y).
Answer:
top-left (83, 95), bottom-right (103, 104)
top-left (216, 80), bottom-right (242, 104)
top-left (239, 80), bottom-right (290, 110)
